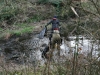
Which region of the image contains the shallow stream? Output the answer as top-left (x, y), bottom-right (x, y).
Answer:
top-left (0, 34), bottom-right (100, 66)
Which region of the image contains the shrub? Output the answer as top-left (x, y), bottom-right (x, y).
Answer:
top-left (0, 6), bottom-right (20, 21)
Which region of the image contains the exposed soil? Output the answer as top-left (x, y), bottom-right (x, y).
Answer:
top-left (0, 20), bottom-right (49, 66)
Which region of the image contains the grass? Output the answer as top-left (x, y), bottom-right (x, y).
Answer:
top-left (10, 27), bottom-right (34, 36)
top-left (0, 28), bottom-right (3, 32)
top-left (0, 23), bottom-right (34, 38)
top-left (26, 15), bottom-right (43, 23)
top-left (0, 56), bottom-right (99, 75)
top-left (0, 0), bottom-right (100, 75)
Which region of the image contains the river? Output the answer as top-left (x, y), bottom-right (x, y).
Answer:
top-left (0, 33), bottom-right (100, 67)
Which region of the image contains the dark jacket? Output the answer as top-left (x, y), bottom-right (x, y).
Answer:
top-left (46, 19), bottom-right (60, 30)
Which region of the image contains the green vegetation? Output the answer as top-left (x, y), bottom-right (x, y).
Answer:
top-left (10, 26), bottom-right (34, 36)
top-left (0, 58), bottom-right (99, 75)
top-left (0, 27), bottom-right (3, 31)
top-left (0, 0), bottom-right (100, 74)
top-left (0, 23), bottom-right (34, 38)
top-left (38, 0), bottom-right (62, 4)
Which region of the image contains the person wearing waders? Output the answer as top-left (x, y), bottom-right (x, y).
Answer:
top-left (42, 16), bottom-right (61, 59)
top-left (45, 16), bottom-right (61, 46)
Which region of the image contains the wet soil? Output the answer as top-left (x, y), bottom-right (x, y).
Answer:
top-left (0, 20), bottom-right (47, 65)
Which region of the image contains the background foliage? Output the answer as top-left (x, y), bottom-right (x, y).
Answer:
top-left (0, 0), bottom-right (100, 75)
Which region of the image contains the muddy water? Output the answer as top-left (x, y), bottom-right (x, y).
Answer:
top-left (0, 33), bottom-right (49, 65)
top-left (0, 33), bottom-right (100, 66)
top-left (24, 34), bottom-right (50, 65)
top-left (61, 36), bottom-right (100, 59)
top-left (0, 34), bottom-right (33, 64)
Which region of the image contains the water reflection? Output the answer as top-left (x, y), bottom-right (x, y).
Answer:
top-left (60, 36), bottom-right (100, 60)
top-left (29, 35), bottom-right (100, 65)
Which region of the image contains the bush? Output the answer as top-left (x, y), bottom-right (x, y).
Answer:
top-left (0, 6), bottom-right (19, 21)
top-left (37, 0), bottom-right (49, 4)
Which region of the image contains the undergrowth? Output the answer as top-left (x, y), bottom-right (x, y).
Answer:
top-left (0, 23), bottom-right (34, 38)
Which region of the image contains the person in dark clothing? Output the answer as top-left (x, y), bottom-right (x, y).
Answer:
top-left (41, 16), bottom-right (62, 59)
top-left (45, 16), bottom-right (61, 43)
top-left (45, 16), bottom-right (60, 31)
